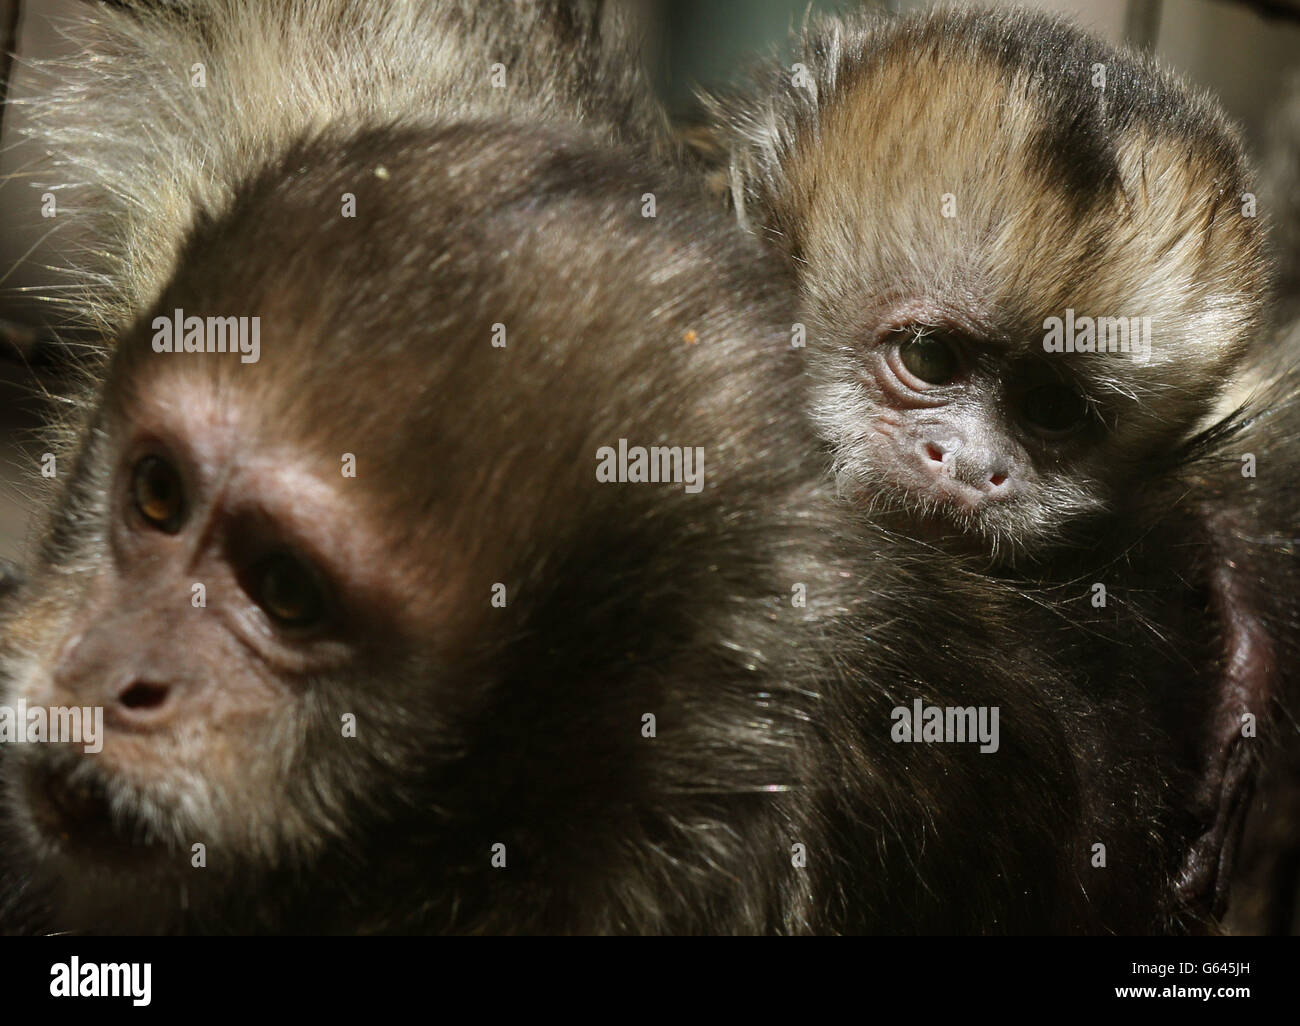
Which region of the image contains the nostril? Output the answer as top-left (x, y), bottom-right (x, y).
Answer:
top-left (118, 681), bottom-right (170, 711)
top-left (924, 443), bottom-right (945, 463)
top-left (989, 472), bottom-right (1008, 488)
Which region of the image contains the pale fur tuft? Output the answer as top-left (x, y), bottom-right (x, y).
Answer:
top-left (17, 0), bottom-right (668, 339)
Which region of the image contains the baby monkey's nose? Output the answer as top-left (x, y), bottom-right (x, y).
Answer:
top-left (921, 438), bottom-right (1014, 497)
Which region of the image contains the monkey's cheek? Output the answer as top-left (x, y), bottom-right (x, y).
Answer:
top-left (8, 666), bottom-right (65, 712)
top-left (2, 600), bottom-right (88, 706)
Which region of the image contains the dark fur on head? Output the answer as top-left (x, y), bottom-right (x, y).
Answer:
top-left (0, 119), bottom-right (1066, 932)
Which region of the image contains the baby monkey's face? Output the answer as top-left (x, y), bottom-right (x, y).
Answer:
top-left (812, 308), bottom-right (1113, 561)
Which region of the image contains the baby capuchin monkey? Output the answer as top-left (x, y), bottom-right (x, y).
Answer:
top-left (708, 6), bottom-right (1268, 563)
top-left (709, 5), bottom-right (1297, 922)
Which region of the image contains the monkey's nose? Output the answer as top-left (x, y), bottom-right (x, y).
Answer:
top-left (954, 456), bottom-right (1013, 495)
top-left (112, 680), bottom-right (175, 727)
top-left (982, 467), bottom-right (1011, 493)
top-left (920, 439), bottom-right (1013, 496)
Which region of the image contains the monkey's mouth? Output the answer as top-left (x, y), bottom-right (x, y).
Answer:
top-left (880, 494), bottom-right (1038, 564)
top-left (892, 490), bottom-right (994, 539)
top-left (23, 762), bottom-right (168, 868)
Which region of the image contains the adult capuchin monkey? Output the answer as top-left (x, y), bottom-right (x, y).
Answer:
top-left (0, 0), bottom-right (1283, 934)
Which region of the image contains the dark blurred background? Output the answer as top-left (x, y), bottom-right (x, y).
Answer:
top-left (650, 0), bottom-right (1300, 134)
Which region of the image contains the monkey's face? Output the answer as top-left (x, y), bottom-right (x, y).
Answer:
top-left (0, 123), bottom-right (814, 932)
top-left (0, 356), bottom-right (467, 928)
top-left (808, 311), bottom-right (1113, 558)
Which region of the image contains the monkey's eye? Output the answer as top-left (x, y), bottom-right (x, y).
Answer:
top-left (130, 455), bottom-right (185, 533)
top-left (1021, 385), bottom-right (1090, 435)
top-left (898, 333), bottom-right (960, 385)
top-left (253, 552), bottom-right (328, 629)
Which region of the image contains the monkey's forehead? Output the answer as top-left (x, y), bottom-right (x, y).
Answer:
top-left (775, 8), bottom-right (1259, 281)
top-left (800, 45), bottom-right (1246, 221)
top-left (808, 7), bottom-right (1241, 181)
top-left (94, 120), bottom-right (815, 527)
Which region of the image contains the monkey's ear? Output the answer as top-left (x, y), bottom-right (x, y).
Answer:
top-left (1175, 571), bottom-right (1271, 920)
top-left (1168, 406), bottom-right (1290, 921)
top-left (1169, 392), bottom-right (1300, 920)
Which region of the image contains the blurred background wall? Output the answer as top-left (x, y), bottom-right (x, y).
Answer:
top-left (652, 0), bottom-right (1300, 149)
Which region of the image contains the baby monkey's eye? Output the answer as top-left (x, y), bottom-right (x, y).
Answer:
top-left (1021, 384), bottom-right (1090, 434)
top-left (898, 332), bottom-right (961, 385)
top-left (254, 552), bottom-right (328, 630)
top-left (131, 455), bottom-right (185, 533)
